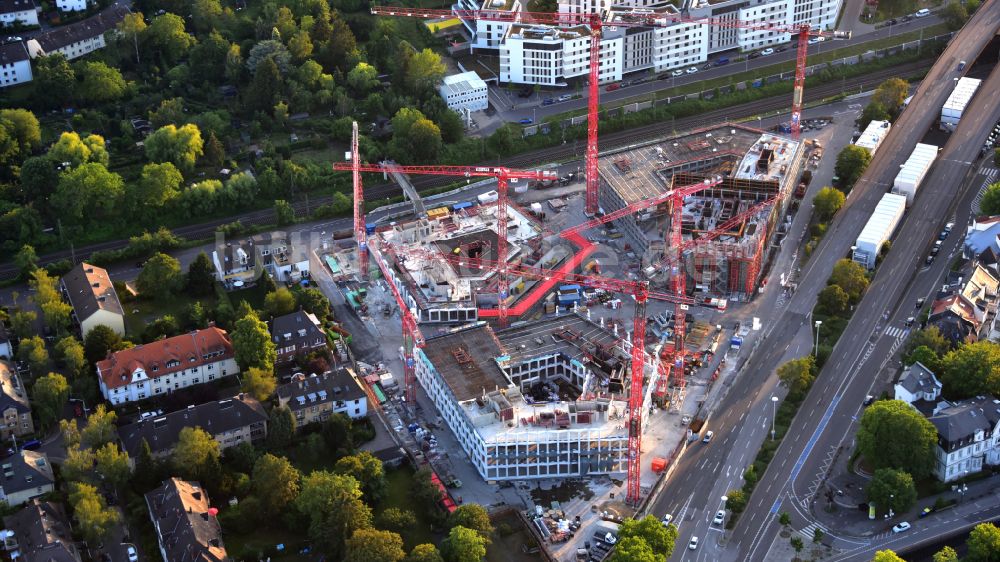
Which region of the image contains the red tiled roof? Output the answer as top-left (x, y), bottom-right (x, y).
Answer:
top-left (931, 294), bottom-right (981, 328)
top-left (96, 327), bottom-right (234, 390)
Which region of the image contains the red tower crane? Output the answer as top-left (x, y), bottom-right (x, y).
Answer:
top-left (350, 121), bottom-right (369, 280)
top-left (333, 160), bottom-right (557, 328)
top-left (370, 6), bottom-right (849, 210)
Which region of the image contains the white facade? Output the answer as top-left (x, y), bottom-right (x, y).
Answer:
top-left (55, 0), bottom-right (86, 11)
top-left (501, 25), bottom-right (622, 85)
top-left (853, 193), bottom-right (907, 270)
top-left (941, 77), bottom-right (981, 131)
top-left (440, 71), bottom-right (488, 112)
top-left (27, 32), bottom-right (107, 60)
top-left (0, 43), bottom-right (32, 89)
top-left (893, 362), bottom-right (942, 405)
top-left (100, 356), bottom-right (239, 405)
top-left (930, 399), bottom-right (1000, 482)
top-left (892, 142), bottom-right (938, 206)
top-left (0, 0), bottom-right (38, 27)
top-left (854, 120), bottom-right (890, 154)
top-left (456, 0), bottom-right (521, 50)
top-left (791, 0), bottom-right (839, 30)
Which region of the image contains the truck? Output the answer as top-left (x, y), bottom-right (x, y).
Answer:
top-left (702, 297), bottom-right (728, 311)
top-left (688, 418), bottom-right (706, 441)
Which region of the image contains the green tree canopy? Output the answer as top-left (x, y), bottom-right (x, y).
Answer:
top-left (857, 400), bottom-right (937, 477)
top-left (0, 108), bottom-right (41, 155)
top-left (55, 336), bottom-right (87, 379)
top-left (857, 102), bottom-right (891, 132)
top-left (84, 325), bottom-right (124, 364)
top-left (940, 0), bottom-right (969, 30)
top-left (95, 442), bottom-right (131, 489)
top-left (53, 163), bottom-right (125, 223)
top-left (33, 54), bottom-right (75, 109)
top-left (137, 252), bottom-right (183, 300)
top-left (295, 470), bottom-right (373, 558)
top-left (933, 546), bottom-right (959, 562)
top-left (777, 356), bottom-right (816, 398)
top-left (252, 453), bottom-right (301, 515)
top-left (347, 62), bottom-right (379, 94)
top-left (446, 504), bottom-right (493, 545)
top-left (145, 124), bottom-right (204, 173)
top-left (817, 285), bottom-right (849, 317)
top-left (813, 186), bottom-right (845, 222)
top-left (146, 13), bottom-right (195, 62)
top-left (68, 482), bottom-right (121, 544)
top-left (829, 259), bottom-right (869, 303)
top-left (49, 131), bottom-right (109, 167)
top-left (608, 536), bottom-right (658, 562)
top-left (19, 335), bottom-right (49, 376)
top-left (872, 78), bottom-right (909, 115)
top-left (967, 523), bottom-right (1000, 562)
top-left (834, 145), bottom-right (872, 191)
top-left (264, 287), bottom-right (297, 317)
top-left (406, 544), bottom-right (444, 562)
top-left (32, 373), bottom-right (69, 430)
top-left (872, 551), bottom-right (907, 562)
top-left (980, 182), bottom-right (1000, 216)
top-left (866, 468), bottom-right (917, 515)
top-left (297, 287), bottom-right (330, 316)
top-left (940, 340), bottom-right (1000, 398)
top-left (615, 515), bottom-right (677, 561)
top-left (135, 162), bottom-right (183, 209)
top-left (187, 251), bottom-right (217, 296)
top-left (378, 508), bottom-right (417, 535)
top-left (441, 526), bottom-right (488, 562)
top-left (905, 345), bottom-right (941, 373)
top-left (266, 405), bottom-right (296, 450)
top-left (346, 528), bottom-right (406, 562)
top-left (904, 326), bottom-right (952, 358)
top-left (81, 404), bottom-right (118, 448)
top-left (232, 309), bottom-right (277, 370)
top-left (77, 61), bottom-right (127, 103)
top-left (241, 366), bottom-right (277, 402)
top-left (172, 426), bottom-right (221, 482)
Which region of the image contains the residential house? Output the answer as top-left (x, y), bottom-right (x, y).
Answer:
top-left (270, 310), bottom-right (326, 364)
top-left (0, 451), bottom-right (54, 507)
top-left (96, 327), bottom-right (239, 405)
top-left (60, 262), bottom-right (125, 337)
top-left (0, 41), bottom-right (32, 89)
top-left (929, 397), bottom-right (1000, 482)
top-left (960, 263), bottom-right (1000, 341)
top-left (26, 5), bottom-right (128, 61)
top-left (212, 231), bottom-right (311, 288)
top-left (927, 293), bottom-right (984, 345)
top-left (0, 0), bottom-right (38, 27)
top-left (0, 323), bottom-right (11, 359)
top-left (1, 499), bottom-right (81, 562)
top-left (55, 0), bottom-right (86, 11)
top-left (119, 394), bottom-right (267, 461)
top-left (145, 478), bottom-right (229, 562)
top-left (965, 215), bottom-right (1000, 261)
top-left (211, 238), bottom-right (257, 287)
top-left (276, 370), bottom-right (368, 427)
top-left (0, 361), bottom-right (32, 441)
top-left (893, 362), bottom-right (943, 415)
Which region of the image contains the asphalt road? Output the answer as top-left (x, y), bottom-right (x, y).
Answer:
top-left (640, 2), bottom-right (1000, 560)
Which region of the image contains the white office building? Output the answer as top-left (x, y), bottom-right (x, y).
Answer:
top-left (501, 24), bottom-right (623, 85)
top-left (440, 71), bottom-right (489, 112)
top-left (456, 0), bottom-right (522, 51)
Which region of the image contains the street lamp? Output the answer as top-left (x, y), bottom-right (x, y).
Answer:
top-left (814, 320), bottom-right (823, 356)
top-left (721, 495), bottom-right (729, 513)
top-left (888, 494), bottom-right (894, 518)
top-left (771, 396), bottom-right (779, 440)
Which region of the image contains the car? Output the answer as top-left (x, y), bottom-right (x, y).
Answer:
top-left (760, 48), bottom-right (775, 56)
top-left (919, 507), bottom-right (933, 518)
top-left (713, 510), bottom-right (726, 525)
top-left (688, 536), bottom-right (699, 550)
top-left (905, 317), bottom-right (915, 327)
top-left (926, 255), bottom-right (935, 265)
top-left (74, 403), bottom-right (84, 417)
top-left (542, 98), bottom-right (554, 106)
top-left (939, 229), bottom-right (949, 240)
top-left (887, 18), bottom-right (898, 25)
top-left (892, 522), bottom-right (912, 533)
top-left (748, 51), bottom-right (761, 59)
top-left (915, 8), bottom-right (930, 17)
top-left (901, 14), bottom-right (914, 21)
top-left (605, 83), bottom-right (621, 91)
top-left (945, 222), bottom-right (955, 233)
top-left (20, 440), bottom-right (41, 451)
top-left (807, 37), bottom-right (825, 45)
top-left (930, 246), bottom-right (940, 257)
top-left (703, 431), bottom-right (714, 443)
top-left (558, 94), bottom-right (573, 102)
top-left (916, 297), bottom-right (926, 308)
top-left (686, 66), bottom-right (698, 74)
top-left (127, 545), bottom-right (139, 562)
top-left (715, 57), bottom-right (730, 66)
top-left (671, 69), bottom-right (684, 77)
top-left (662, 514), bottom-right (673, 526)
top-left (863, 395), bottom-right (875, 406)
top-left (776, 46), bottom-right (788, 53)
top-left (518, 118), bottom-right (533, 125)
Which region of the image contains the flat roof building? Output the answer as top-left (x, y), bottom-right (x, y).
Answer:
top-left (854, 120), bottom-right (890, 154)
top-left (853, 193), bottom-right (907, 270)
top-left (440, 71), bottom-right (488, 112)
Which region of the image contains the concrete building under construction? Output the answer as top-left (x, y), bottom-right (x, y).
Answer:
top-left (414, 314), bottom-right (658, 481)
top-left (597, 123), bottom-right (803, 299)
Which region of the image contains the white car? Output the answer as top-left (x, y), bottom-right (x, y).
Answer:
top-left (671, 69), bottom-right (684, 77)
top-left (662, 514), bottom-right (673, 526)
top-left (686, 67), bottom-right (698, 74)
top-left (915, 8), bottom-right (930, 17)
top-left (713, 510), bottom-right (726, 525)
top-left (760, 48), bottom-right (775, 56)
top-left (127, 545), bottom-right (139, 562)
top-left (689, 536), bottom-right (699, 550)
top-left (892, 522), bottom-right (911, 533)
top-left (808, 37), bottom-right (826, 45)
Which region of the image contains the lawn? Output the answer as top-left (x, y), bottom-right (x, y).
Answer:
top-left (122, 293), bottom-right (217, 337)
top-left (228, 283), bottom-right (271, 312)
top-left (224, 526), bottom-right (315, 561)
top-left (377, 467), bottom-right (439, 550)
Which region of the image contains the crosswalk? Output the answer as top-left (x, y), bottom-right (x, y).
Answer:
top-left (797, 522), bottom-right (829, 542)
top-left (972, 167), bottom-right (1000, 214)
top-left (883, 326), bottom-right (909, 339)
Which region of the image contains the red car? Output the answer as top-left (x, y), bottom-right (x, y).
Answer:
top-left (605, 83), bottom-right (621, 92)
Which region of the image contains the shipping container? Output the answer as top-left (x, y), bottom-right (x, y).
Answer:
top-left (452, 201), bottom-right (474, 212)
top-left (892, 143), bottom-right (938, 205)
top-left (854, 120), bottom-right (891, 154)
top-left (853, 193), bottom-right (907, 270)
top-left (941, 77), bottom-right (982, 131)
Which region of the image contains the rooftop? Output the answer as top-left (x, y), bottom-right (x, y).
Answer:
top-left (896, 362), bottom-right (940, 395)
top-left (276, 370), bottom-right (367, 412)
top-left (943, 77), bottom-right (982, 113)
top-left (2, 500), bottom-right (80, 562)
top-left (507, 23), bottom-right (592, 41)
top-left (854, 120), bottom-right (890, 151)
top-left (96, 327), bottom-right (234, 390)
top-left (856, 193), bottom-right (907, 248)
top-left (441, 71), bottom-right (487, 96)
top-left (34, 5), bottom-right (128, 52)
top-left (270, 310), bottom-right (324, 344)
top-left (0, 42), bottom-right (30, 66)
top-left (118, 395), bottom-right (267, 458)
top-left (0, 0), bottom-right (34, 14)
top-left (422, 323), bottom-right (507, 403)
top-left (145, 478), bottom-right (229, 562)
top-left (929, 397), bottom-right (1000, 451)
top-left (61, 262), bottom-right (124, 320)
top-left (1, 451), bottom-right (54, 497)
top-left (0, 361), bottom-right (30, 416)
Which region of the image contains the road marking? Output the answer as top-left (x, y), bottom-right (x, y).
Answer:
top-left (789, 394), bottom-right (842, 483)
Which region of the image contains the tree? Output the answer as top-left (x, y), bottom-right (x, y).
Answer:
top-left (31, 269), bottom-right (72, 335)
top-left (406, 49), bottom-right (446, 92)
top-left (779, 512), bottom-right (791, 527)
top-left (251, 453), bottom-right (301, 515)
top-left (61, 445), bottom-right (96, 482)
top-left (829, 259), bottom-right (869, 303)
top-left (615, 515), bottom-right (677, 560)
top-left (264, 287), bottom-right (297, 318)
top-left (118, 12), bottom-right (146, 63)
top-left (295, 470), bottom-right (372, 557)
top-left (146, 13), bottom-right (195, 62)
top-left (905, 345), bottom-right (941, 373)
top-left (447, 504), bottom-right (493, 546)
top-left (777, 356), bottom-right (815, 398)
top-left (172, 427), bottom-right (221, 482)
top-left (53, 163), bottom-right (125, 223)
top-left (904, 326), bottom-right (952, 358)
top-left (246, 39), bottom-right (292, 73)
top-left (940, 341), bottom-right (1000, 398)
top-left (77, 61), bottom-right (127, 103)
top-left (295, 288), bottom-right (330, 317)
top-left (790, 537), bottom-right (804, 554)
top-left (813, 186), bottom-right (845, 222)
top-left (187, 252), bottom-right (216, 296)
top-left (609, 536), bottom-right (657, 562)
top-left (409, 119), bottom-right (443, 163)
top-left (406, 544), bottom-right (444, 562)
top-left (241, 367), bottom-right (277, 402)
top-left (347, 62), bottom-right (379, 95)
top-left (33, 54), bottom-right (75, 108)
top-left (134, 438), bottom-right (164, 491)
top-left (232, 310), bottom-right (277, 370)
top-left (190, 0), bottom-right (222, 31)
top-left (817, 285), bottom-right (849, 317)
top-left (203, 131), bottom-right (225, 169)
top-left (726, 489), bottom-right (747, 513)
top-left (933, 546), bottom-right (959, 562)
top-left (0, 109), bottom-right (40, 154)
top-left (68, 482), bottom-right (121, 543)
top-left (84, 325), bottom-right (123, 364)
top-left (19, 155), bottom-right (60, 201)
top-left (145, 124), bottom-right (204, 174)
top-left (49, 131), bottom-right (109, 167)
top-left (266, 406), bottom-right (296, 450)
top-left (857, 102), bottom-right (892, 132)
top-left (866, 468), bottom-right (916, 514)
top-left (441, 526), bottom-right (487, 562)
top-left (55, 336), bottom-right (87, 379)
top-left (249, 57), bottom-right (283, 112)
top-left (834, 145), bottom-right (872, 191)
top-left (941, 0), bottom-right (969, 30)
top-left (378, 508), bottom-right (417, 535)
top-left (95, 443), bottom-right (131, 489)
top-left (857, 400), bottom-right (937, 477)
top-left (9, 310), bottom-right (36, 341)
top-left (19, 336), bottom-right (49, 376)
top-left (967, 522), bottom-right (1000, 562)
top-left (273, 199), bottom-right (296, 226)
top-left (288, 30), bottom-right (314, 61)
top-left (135, 162), bottom-right (183, 209)
top-left (872, 78), bottom-right (909, 116)
top-left (872, 551), bottom-right (907, 562)
top-left (81, 404), bottom-right (118, 448)
top-left (13, 244), bottom-right (38, 280)
top-left (346, 528), bottom-right (406, 562)
top-left (137, 252), bottom-right (183, 300)
top-left (33, 373), bottom-right (69, 430)
top-left (980, 182), bottom-right (1000, 215)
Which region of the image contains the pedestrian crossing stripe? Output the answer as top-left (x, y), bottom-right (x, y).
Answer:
top-left (883, 326), bottom-right (908, 338)
top-left (796, 522), bottom-right (829, 541)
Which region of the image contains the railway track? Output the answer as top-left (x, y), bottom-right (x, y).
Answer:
top-left (0, 61), bottom-right (931, 280)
